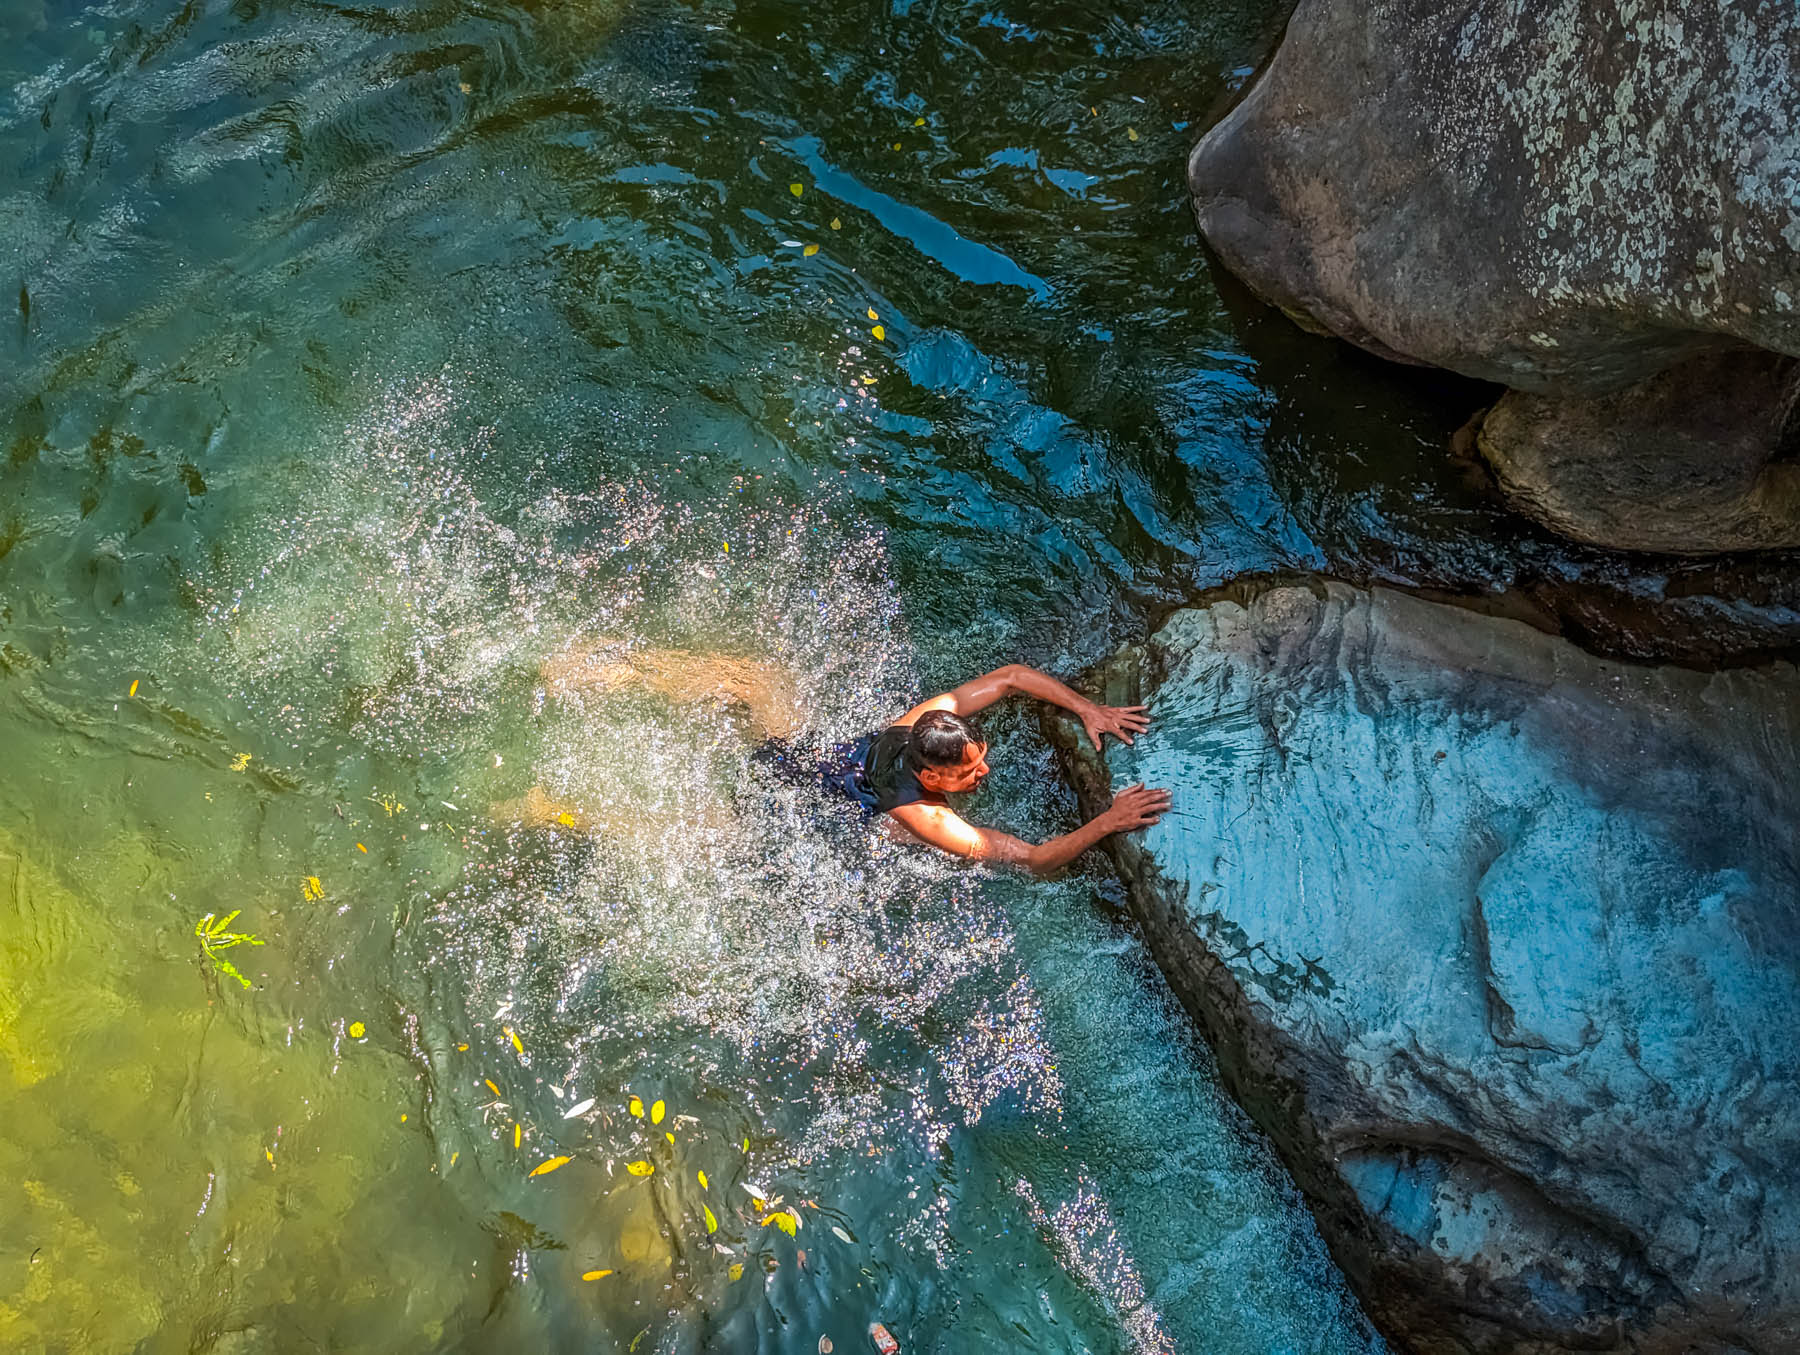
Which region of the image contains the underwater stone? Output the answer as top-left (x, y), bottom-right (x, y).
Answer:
top-left (1047, 579), bottom-right (1800, 1354)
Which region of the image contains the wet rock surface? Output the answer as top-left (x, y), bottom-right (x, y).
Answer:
top-left (1047, 579), bottom-right (1800, 1354)
top-left (1189, 0), bottom-right (1800, 552)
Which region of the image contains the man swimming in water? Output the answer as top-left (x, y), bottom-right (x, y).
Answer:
top-left (825, 664), bottom-right (1170, 876)
top-left (512, 646), bottom-right (1170, 874)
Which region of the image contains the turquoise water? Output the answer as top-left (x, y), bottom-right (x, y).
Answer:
top-left (0, 0), bottom-right (1517, 1350)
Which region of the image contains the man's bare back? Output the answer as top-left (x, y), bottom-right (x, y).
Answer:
top-left (497, 646), bottom-right (1170, 872)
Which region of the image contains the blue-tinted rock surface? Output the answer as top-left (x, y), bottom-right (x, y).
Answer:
top-left (1047, 580), bottom-right (1800, 1354)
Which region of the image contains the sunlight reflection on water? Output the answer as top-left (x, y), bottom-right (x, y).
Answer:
top-left (1, 0), bottom-right (1397, 1345)
top-left (139, 377), bottom-right (1375, 1351)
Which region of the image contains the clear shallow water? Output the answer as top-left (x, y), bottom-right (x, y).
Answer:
top-left (0, 0), bottom-right (1550, 1349)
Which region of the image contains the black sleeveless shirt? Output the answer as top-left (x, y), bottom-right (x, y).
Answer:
top-left (847, 725), bottom-right (947, 816)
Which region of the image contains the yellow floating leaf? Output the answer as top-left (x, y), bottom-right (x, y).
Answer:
top-left (751, 1197), bottom-right (765, 1211)
top-left (704, 1204), bottom-right (718, 1233)
top-left (265, 1148), bottom-right (274, 1165)
top-left (625, 1160), bottom-right (654, 1177)
top-left (803, 243), bottom-right (819, 257)
top-left (651, 1099), bottom-right (665, 1125)
top-left (302, 876), bottom-right (324, 901)
top-left (913, 117), bottom-right (925, 126)
top-left (357, 842), bottom-right (367, 853)
top-left (861, 376), bottom-right (877, 386)
top-left (697, 1170), bottom-right (709, 1190)
top-left (506, 1027), bottom-right (524, 1055)
top-left (665, 1132), bottom-right (675, 1144)
top-left (485, 1079), bottom-right (501, 1096)
top-left (728, 1262), bottom-right (744, 1281)
top-left (871, 325), bottom-right (885, 341)
top-left (349, 1021), bottom-right (365, 1039)
top-left (742, 1138), bottom-right (749, 1152)
top-left (1127, 126), bottom-right (1139, 141)
top-left (1090, 105), bottom-right (1097, 116)
top-left (583, 1269), bottom-right (615, 1281)
top-left (629, 1096), bottom-right (644, 1118)
top-left (450, 1151), bottom-right (459, 1168)
top-left (762, 1210), bottom-right (798, 1237)
top-left (866, 308), bottom-right (879, 321)
top-left (557, 812), bottom-right (576, 827)
top-left (789, 182), bottom-right (804, 197)
top-left (830, 218), bottom-right (842, 230)
top-left (230, 753), bottom-right (251, 771)
top-left (891, 141), bottom-right (901, 150)
top-left (128, 679), bottom-right (139, 698)
top-left (513, 1123), bottom-right (522, 1149)
top-left (457, 1043), bottom-right (468, 1051)
top-left (530, 1155), bottom-right (572, 1178)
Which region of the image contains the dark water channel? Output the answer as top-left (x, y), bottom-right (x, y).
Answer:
top-left (1, 0), bottom-right (1734, 1352)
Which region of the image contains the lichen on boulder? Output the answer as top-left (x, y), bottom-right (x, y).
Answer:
top-left (1189, 0), bottom-right (1800, 552)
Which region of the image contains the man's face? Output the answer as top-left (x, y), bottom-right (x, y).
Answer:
top-left (919, 740), bottom-right (990, 794)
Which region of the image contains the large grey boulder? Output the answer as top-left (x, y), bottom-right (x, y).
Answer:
top-left (1047, 579), bottom-right (1800, 1353)
top-left (1189, 0), bottom-right (1800, 552)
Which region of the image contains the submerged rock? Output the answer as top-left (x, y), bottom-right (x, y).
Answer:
top-left (1188, 0), bottom-right (1800, 551)
top-left (1046, 580), bottom-right (1800, 1354)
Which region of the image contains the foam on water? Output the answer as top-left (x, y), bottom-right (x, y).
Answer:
top-left (0, 0), bottom-right (1410, 1348)
top-left (125, 377), bottom-right (1381, 1353)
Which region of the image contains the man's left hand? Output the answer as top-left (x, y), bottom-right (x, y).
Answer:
top-left (1079, 702), bottom-right (1151, 750)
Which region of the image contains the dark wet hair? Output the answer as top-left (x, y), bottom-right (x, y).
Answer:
top-left (909, 710), bottom-right (983, 768)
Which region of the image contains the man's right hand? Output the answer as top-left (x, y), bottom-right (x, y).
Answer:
top-left (1101, 783), bottom-right (1172, 832)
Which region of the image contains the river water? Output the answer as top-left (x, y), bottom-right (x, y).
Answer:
top-left (0, 1), bottom-right (1540, 1351)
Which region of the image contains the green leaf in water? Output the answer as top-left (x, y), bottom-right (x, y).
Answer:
top-left (195, 911), bottom-right (265, 988)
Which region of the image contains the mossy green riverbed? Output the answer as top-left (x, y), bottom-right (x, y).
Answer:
top-left (0, 0), bottom-right (1535, 1350)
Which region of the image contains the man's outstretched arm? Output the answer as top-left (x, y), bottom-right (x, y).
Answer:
top-left (896, 663), bottom-right (1150, 749)
top-left (889, 784), bottom-right (1171, 878)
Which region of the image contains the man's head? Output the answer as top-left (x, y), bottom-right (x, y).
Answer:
top-left (910, 710), bottom-right (990, 794)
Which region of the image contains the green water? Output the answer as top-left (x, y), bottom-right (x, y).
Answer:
top-left (0, 0), bottom-right (1534, 1350)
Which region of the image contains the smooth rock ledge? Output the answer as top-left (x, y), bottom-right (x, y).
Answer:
top-left (1047, 580), bottom-right (1800, 1354)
